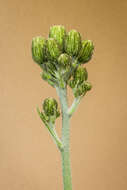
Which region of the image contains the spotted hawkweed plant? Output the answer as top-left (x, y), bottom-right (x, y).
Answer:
top-left (31, 25), bottom-right (94, 190)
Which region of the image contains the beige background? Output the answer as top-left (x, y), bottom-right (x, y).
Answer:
top-left (0, 0), bottom-right (127, 189)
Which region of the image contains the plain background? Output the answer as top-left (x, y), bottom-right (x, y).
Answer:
top-left (0, 0), bottom-right (127, 189)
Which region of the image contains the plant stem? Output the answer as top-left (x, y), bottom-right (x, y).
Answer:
top-left (56, 86), bottom-right (72, 190)
top-left (68, 96), bottom-right (82, 117)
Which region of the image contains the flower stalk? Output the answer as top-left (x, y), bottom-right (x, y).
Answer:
top-left (68, 96), bottom-right (82, 118)
top-left (31, 25), bottom-right (94, 190)
top-left (56, 86), bottom-right (72, 190)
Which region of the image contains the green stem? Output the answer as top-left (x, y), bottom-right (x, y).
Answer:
top-left (56, 86), bottom-right (72, 190)
top-left (68, 96), bottom-right (82, 117)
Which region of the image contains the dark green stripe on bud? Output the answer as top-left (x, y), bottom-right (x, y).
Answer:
top-left (31, 36), bottom-right (46, 65)
top-left (78, 40), bottom-right (94, 63)
top-left (49, 25), bottom-right (66, 51)
top-left (43, 98), bottom-right (60, 118)
top-left (46, 38), bottom-right (62, 61)
top-left (64, 30), bottom-right (82, 57)
top-left (68, 80), bottom-right (76, 89)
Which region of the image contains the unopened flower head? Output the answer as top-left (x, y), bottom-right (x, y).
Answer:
top-left (49, 25), bottom-right (66, 51)
top-left (64, 30), bottom-right (82, 57)
top-left (73, 66), bottom-right (88, 84)
top-left (43, 97), bottom-right (60, 118)
top-left (58, 53), bottom-right (71, 68)
top-left (32, 36), bottom-right (46, 64)
top-left (73, 81), bottom-right (92, 97)
top-left (78, 40), bottom-right (94, 63)
top-left (46, 38), bottom-right (62, 61)
top-left (84, 81), bottom-right (92, 91)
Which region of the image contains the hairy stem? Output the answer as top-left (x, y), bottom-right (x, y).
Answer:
top-left (56, 86), bottom-right (72, 190)
top-left (68, 96), bottom-right (82, 117)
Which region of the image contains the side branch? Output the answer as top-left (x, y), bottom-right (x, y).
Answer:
top-left (37, 107), bottom-right (63, 151)
top-left (68, 96), bottom-right (82, 117)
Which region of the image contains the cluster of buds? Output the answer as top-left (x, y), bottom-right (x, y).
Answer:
top-left (68, 66), bottom-right (92, 97)
top-left (38, 97), bottom-right (60, 124)
top-left (32, 25), bottom-right (94, 90)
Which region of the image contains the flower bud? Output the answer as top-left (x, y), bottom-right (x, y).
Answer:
top-left (31, 36), bottom-right (46, 64)
top-left (46, 38), bottom-right (62, 61)
top-left (73, 66), bottom-right (88, 84)
top-left (84, 81), bottom-right (92, 91)
top-left (73, 81), bottom-right (92, 97)
top-left (78, 40), bottom-right (94, 63)
top-left (58, 53), bottom-right (71, 68)
top-left (74, 83), bottom-right (86, 97)
top-left (43, 98), bottom-right (60, 118)
top-left (64, 30), bottom-right (82, 56)
top-left (49, 25), bottom-right (66, 51)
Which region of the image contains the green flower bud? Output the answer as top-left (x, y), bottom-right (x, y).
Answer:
top-left (84, 81), bottom-right (92, 91)
top-left (43, 98), bottom-right (60, 118)
top-left (78, 40), bottom-right (94, 63)
top-left (49, 25), bottom-right (66, 51)
top-left (31, 36), bottom-right (46, 64)
top-left (74, 83), bottom-right (86, 97)
top-left (73, 81), bottom-right (92, 97)
top-left (58, 53), bottom-right (71, 68)
top-left (73, 66), bottom-right (88, 83)
top-left (64, 30), bottom-right (82, 57)
top-left (46, 38), bottom-right (62, 61)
